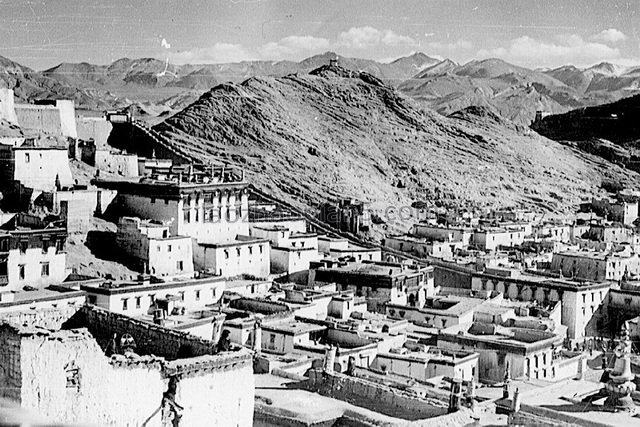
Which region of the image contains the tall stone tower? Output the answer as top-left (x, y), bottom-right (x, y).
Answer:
top-left (0, 88), bottom-right (18, 124)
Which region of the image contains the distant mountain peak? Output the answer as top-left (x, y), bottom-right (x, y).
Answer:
top-left (586, 62), bottom-right (625, 76)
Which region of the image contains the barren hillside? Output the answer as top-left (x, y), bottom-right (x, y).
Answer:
top-left (153, 63), bottom-right (640, 233)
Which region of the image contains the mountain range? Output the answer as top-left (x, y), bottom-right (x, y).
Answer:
top-left (3, 52), bottom-right (640, 125)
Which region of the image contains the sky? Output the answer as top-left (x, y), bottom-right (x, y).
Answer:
top-left (1, 0), bottom-right (639, 70)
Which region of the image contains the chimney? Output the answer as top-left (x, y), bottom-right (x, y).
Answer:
top-left (511, 388), bottom-right (521, 413)
top-left (137, 272), bottom-right (151, 286)
top-left (323, 345), bottom-right (337, 373)
top-left (252, 320), bottom-right (262, 352)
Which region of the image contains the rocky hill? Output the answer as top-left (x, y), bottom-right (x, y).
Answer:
top-left (154, 63), bottom-right (640, 233)
top-left (531, 94), bottom-right (640, 147)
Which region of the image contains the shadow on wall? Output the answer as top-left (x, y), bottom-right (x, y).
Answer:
top-left (86, 230), bottom-right (120, 262)
top-left (0, 184), bottom-right (34, 213)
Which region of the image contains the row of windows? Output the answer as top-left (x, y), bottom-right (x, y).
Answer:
top-left (224, 245), bottom-right (264, 259)
top-left (15, 262), bottom-right (50, 280)
top-left (150, 193), bottom-right (244, 205)
top-left (17, 239), bottom-right (64, 255)
top-left (581, 291), bottom-right (603, 304)
top-left (181, 206), bottom-right (244, 224)
top-left (156, 244), bottom-right (182, 253)
top-left (119, 287), bottom-right (220, 311)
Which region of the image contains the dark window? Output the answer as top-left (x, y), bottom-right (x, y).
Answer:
top-left (179, 292), bottom-right (185, 301)
top-left (18, 264), bottom-right (25, 280)
top-left (195, 290), bottom-right (200, 301)
top-left (122, 299), bottom-right (128, 311)
top-left (177, 260), bottom-right (183, 271)
top-left (19, 241), bottom-right (28, 254)
top-left (41, 262), bottom-right (49, 277)
top-left (135, 297), bottom-right (141, 309)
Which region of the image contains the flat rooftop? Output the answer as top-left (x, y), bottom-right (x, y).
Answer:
top-left (439, 321), bottom-right (562, 351)
top-left (81, 276), bottom-right (225, 295)
top-left (0, 286), bottom-right (85, 304)
top-left (318, 262), bottom-right (405, 276)
top-left (386, 235), bottom-right (447, 244)
top-left (517, 379), bottom-right (640, 427)
top-left (390, 295), bottom-right (489, 317)
top-left (262, 320), bottom-right (326, 335)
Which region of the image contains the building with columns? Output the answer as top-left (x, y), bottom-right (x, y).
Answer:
top-left (95, 166), bottom-right (249, 244)
top-left (471, 271), bottom-right (610, 342)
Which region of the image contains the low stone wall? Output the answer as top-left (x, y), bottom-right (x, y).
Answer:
top-left (67, 305), bottom-right (219, 360)
top-left (510, 404), bottom-right (612, 427)
top-left (306, 369), bottom-right (449, 421)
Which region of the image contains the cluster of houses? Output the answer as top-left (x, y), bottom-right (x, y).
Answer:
top-left (2, 88), bottom-right (640, 425)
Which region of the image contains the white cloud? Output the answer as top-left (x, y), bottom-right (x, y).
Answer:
top-left (381, 31), bottom-right (416, 47)
top-left (338, 26), bottom-right (416, 49)
top-left (259, 36), bottom-right (330, 59)
top-left (476, 35), bottom-right (627, 68)
top-left (427, 39), bottom-right (473, 51)
top-left (592, 28), bottom-right (627, 43)
top-left (171, 43), bottom-right (254, 64)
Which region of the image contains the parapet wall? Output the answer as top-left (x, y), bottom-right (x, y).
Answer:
top-left (510, 404), bottom-right (612, 427)
top-left (0, 304), bottom-right (84, 330)
top-left (306, 369), bottom-right (449, 421)
top-left (69, 305), bottom-right (220, 359)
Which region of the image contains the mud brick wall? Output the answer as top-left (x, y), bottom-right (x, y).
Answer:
top-left (0, 325), bottom-right (22, 401)
top-left (306, 369), bottom-right (449, 421)
top-left (69, 305), bottom-right (217, 360)
top-left (0, 304), bottom-right (83, 330)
